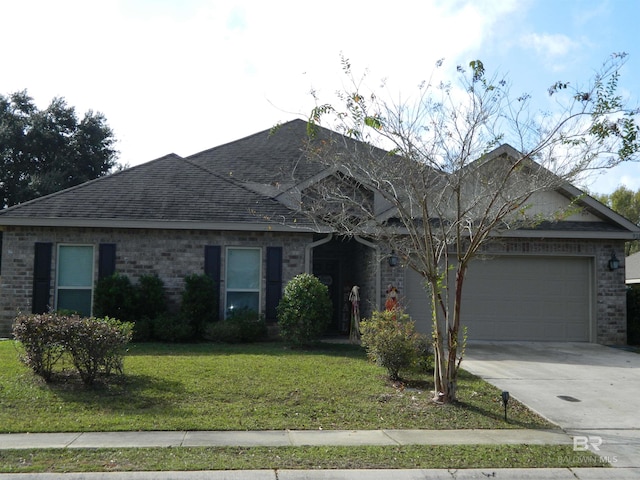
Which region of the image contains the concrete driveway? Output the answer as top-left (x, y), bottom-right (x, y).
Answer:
top-left (463, 342), bottom-right (640, 468)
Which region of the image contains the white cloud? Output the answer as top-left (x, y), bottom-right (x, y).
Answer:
top-left (0, 0), bottom-right (525, 165)
top-left (521, 32), bottom-right (580, 60)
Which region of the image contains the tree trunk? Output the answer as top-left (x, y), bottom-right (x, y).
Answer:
top-left (432, 264), bottom-right (466, 404)
top-left (431, 279), bottom-right (453, 403)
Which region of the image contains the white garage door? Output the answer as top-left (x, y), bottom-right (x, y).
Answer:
top-left (404, 256), bottom-right (593, 342)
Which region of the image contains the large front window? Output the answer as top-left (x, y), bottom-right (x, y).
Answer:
top-left (226, 247), bottom-right (261, 315)
top-left (56, 245), bottom-right (94, 316)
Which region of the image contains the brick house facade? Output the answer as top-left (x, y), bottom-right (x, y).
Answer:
top-left (0, 120), bottom-right (638, 343)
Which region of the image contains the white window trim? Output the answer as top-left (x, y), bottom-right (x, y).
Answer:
top-left (224, 246), bottom-right (262, 316)
top-left (55, 244), bottom-right (95, 315)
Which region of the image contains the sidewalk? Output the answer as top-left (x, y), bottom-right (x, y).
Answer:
top-left (1, 429), bottom-right (638, 479)
top-left (1, 468), bottom-right (639, 480)
top-left (0, 428), bottom-right (572, 449)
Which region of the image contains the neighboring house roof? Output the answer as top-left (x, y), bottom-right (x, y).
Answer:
top-left (626, 252), bottom-right (640, 284)
top-left (0, 118), bottom-right (638, 239)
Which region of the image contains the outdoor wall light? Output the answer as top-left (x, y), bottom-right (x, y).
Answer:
top-left (388, 251), bottom-right (399, 267)
top-left (608, 252), bottom-right (620, 271)
top-left (501, 391), bottom-right (510, 422)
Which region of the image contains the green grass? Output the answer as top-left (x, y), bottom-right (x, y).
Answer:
top-left (0, 445), bottom-right (607, 473)
top-left (0, 340), bottom-right (606, 473)
top-left (0, 340), bottom-right (552, 432)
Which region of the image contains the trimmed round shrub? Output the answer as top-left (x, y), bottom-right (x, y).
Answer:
top-left (277, 273), bottom-right (332, 346)
top-left (360, 309), bottom-right (422, 381)
top-left (63, 316), bottom-right (133, 385)
top-left (13, 313), bottom-right (133, 385)
top-left (13, 313), bottom-right (66, 381)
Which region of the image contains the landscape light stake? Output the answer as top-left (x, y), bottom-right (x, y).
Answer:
top-left (501, 391), bottom-right (510, 422)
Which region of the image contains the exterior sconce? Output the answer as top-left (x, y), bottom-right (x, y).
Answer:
top-left (388, 251), bottom-right (399, 267)
top-left (608, 252), bottom-right (620, 271)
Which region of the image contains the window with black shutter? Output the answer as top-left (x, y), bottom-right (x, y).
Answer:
top-left (98, 243), bottom-right (116, 279)
top-left (265, 246), bottom-right (283, 323)
top-left (205, 245), bottom-right (221, 315)
top-left (32, 242), bottom-right (53, 314)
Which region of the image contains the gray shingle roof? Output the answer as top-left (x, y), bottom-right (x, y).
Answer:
top-left (188, 119), bottom-right (326, 187)
top-left (1, 118), bottom-right (638, 239)
top-left (0, 120), bottom-right (323, 230)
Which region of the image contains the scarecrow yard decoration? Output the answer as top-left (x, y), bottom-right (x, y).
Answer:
top-left (349, 285), bottom-right (361, 343)
top-left (385, 284), bottom-right (399, 312)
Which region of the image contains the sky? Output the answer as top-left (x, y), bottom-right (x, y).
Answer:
top-left (1, 0), bottom-right (639, 195)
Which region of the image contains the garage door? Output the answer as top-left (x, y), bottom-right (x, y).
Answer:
top-left (404, 256), bottom-right (592, 342)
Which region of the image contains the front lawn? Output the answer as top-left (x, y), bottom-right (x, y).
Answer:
top-left (0, 340), bottom-right (607, 473)
top-left (0, 340), bottom-right (551, 432)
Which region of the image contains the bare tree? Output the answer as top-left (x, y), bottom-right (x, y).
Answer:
top-left (300, 54), bottom-right (639, 403)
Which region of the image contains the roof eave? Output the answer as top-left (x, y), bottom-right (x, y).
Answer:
top-left (0, 217), bottom-right (323, 233)
top-left (560, 183), bottom-right (640, 233)
top-left (496, 229), bottom-right (640, 240)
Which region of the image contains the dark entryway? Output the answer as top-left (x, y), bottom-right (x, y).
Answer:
top-left (312, 237), bottom-right (359, 335)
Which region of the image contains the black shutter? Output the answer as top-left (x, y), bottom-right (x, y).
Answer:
top-left (204, 245), bottom-right (221, 316)
top-left (32, 242), bottom-right (52, 314)
top-left (98, 243), bottom-right (117, 279)
top-left (265, 247), bottom-right (283, 323)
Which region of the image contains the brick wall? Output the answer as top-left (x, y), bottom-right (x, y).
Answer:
top-left (0, 227), bottom-right (629, 344)
top-left (0, 226), bottom-right (312, 336)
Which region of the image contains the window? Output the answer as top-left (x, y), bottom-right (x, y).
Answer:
top-left (56, 245), bottom-right (94, 316)
top-left (225, 247), bottom-right (261, 315)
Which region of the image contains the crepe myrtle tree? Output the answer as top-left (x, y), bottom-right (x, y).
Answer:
top-left (300, 53), bottom-right (639, 404)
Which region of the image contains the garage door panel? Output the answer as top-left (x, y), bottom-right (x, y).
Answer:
top-left (405, 256), bottom-right (592, 342)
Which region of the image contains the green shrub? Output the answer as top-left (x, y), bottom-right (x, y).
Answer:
top-left (132, 274), bottom-right (167, 341)
top-left (205, 319), bottom-right (242, 343)
top-left (414, 334), bottom-right (434, 374)
top-left (360, 309), bottom-right (423, 381)
top-left (93, 273), bottom-right (137, 322)
top-left (628, 285), bottom-right (640, 345)
top-left (63, 316), bottom-right (133, 385)
top-left (181, 274), bottom-right (218, 338)
top-left (12, 313), bottom-right (133, 385)
top-left (206, 307), bottom-right (268, 343)
top-left (277, 273), bottom-right (332, 346)
top-left (13, 313), bottom-right (66, 381)
top-left (94, 273), bottom-right (168, 341)
top-left (153, 313), bottom-right (194, 343)
top-left (135, 274), bottom-right (167, 319)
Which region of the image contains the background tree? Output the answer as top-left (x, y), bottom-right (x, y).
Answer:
top-left (0, 90), bottom-right (119, 208)
top-left (595, 186), bottom-right (640, 255)
top-left (302, 53), bottom-right (639, 403)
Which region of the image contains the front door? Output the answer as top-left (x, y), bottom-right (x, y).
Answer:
top-left (312, 239), bottom-right (357, 335)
